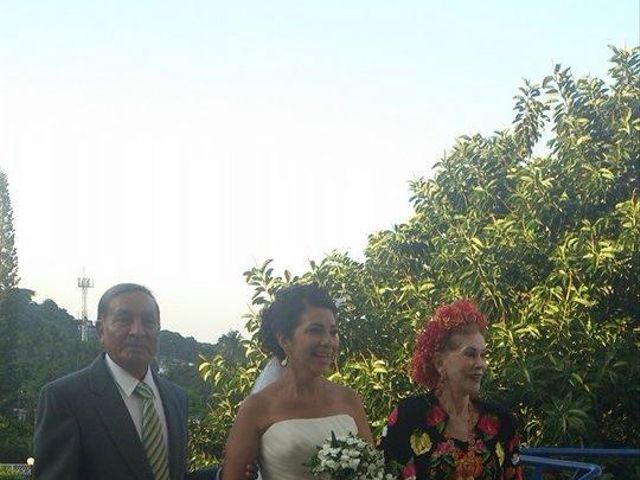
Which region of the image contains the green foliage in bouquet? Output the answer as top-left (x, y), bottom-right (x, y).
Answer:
top-left (189, 48), bottom-right (640, 478)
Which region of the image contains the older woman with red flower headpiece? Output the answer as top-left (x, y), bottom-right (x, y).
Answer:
top-left (380, 299), bottom-right (523, 480)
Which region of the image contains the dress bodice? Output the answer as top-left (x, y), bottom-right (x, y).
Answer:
top-left (259, 414), bottom-right (357, 480)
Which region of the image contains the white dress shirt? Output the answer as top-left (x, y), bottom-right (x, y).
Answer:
top-left (104, 354), bottom-right (169, 451)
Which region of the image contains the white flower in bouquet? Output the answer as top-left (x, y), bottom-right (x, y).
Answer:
top-left (308, 431), bottom-right (396, 480)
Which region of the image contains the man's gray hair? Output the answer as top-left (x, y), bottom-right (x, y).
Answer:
top-left (97, 283), bottom-right (160, 320)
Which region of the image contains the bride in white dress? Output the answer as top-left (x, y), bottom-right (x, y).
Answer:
top-left (221, 284), bottom-right (374, 480)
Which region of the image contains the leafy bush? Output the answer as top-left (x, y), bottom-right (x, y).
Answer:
top-left (0, 415), bottom-right (32, 464)
top-left (0, 466), bottom-right (26, 480)
top-left (190, 47), bottom-right (640, 477)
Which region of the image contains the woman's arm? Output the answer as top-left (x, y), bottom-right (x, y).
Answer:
top-left (220, 395), bottom-right (263, 480)
top-left (379, 401), bottom-right (413, 468)
top-left (345, 388), bottom-right (375, 445)
top-left (502, 413), bottom-right (524, 480)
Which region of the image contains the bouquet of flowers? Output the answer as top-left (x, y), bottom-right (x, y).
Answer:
top-left (308, 431), bottom-right (396, 480)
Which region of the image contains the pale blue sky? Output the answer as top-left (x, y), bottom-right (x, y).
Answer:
top-left (0, 1), bottom-right (636, 342)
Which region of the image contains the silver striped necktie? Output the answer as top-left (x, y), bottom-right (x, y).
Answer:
top-left (134, 382), bottom-right (170, 480)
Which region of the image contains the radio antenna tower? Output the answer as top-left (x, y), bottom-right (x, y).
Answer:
top-left (77, 271), bottom-right (94, 342)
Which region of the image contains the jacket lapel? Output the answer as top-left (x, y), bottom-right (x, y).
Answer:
top-left (88, 354), bottom-right (154, 480)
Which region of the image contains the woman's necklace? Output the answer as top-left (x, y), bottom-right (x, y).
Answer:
top-left (467, 402), bottom-right (478, 444)
top-left (439, 398), bottom-right (484, 477)
top-left (440, 397), bottom-right (477, 443)
top-left (454, 402), bottom-right (483, 478)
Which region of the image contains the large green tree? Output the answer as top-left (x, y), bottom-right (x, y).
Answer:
top-left (192, 47), bottom-right (640, 475)
top-left (0, 168), bottom-right (19, 414)
top-left (0, 169), bottom-right (18, 293)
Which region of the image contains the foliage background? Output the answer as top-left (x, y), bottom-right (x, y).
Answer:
top-left (192, 47), bottom-right (640, 477)
top-left (0, 47), bottom-right (637, 478)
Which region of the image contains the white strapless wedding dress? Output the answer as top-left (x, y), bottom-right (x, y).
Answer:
top-left (259, 414), bottom-right (357, 480)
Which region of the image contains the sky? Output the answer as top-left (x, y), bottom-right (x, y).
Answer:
top-left (0, 1), bottom-right (637, 343)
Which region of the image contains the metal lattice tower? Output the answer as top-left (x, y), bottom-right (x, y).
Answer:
top-left (77, 274), bottom-right (94, 342)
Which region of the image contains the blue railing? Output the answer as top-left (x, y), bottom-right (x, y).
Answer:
top-left (520, 454), bottom-right (601, 480)
top-left (523, 447), bottom-right (640, 458)
top-left (520, 447), bottom-right (640, 480)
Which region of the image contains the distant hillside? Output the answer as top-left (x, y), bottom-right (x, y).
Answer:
top-left (158, 330), bottom-right (217, 363)
top-left (5, 288), bottom-right (243, 421)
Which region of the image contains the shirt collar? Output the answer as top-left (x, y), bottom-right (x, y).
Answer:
top-left (104, 353), bottom-right (156, 398)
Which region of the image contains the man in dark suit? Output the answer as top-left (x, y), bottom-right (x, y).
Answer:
top-left (33, 283), bottom-right (220, 480)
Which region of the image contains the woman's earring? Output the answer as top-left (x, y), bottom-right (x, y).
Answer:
top-left (280, 355), bottom-right (289, 367)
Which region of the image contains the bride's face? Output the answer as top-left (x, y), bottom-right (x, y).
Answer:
top-left (281, 306), bottom-right (339, 374)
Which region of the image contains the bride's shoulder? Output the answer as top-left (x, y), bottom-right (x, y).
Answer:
top-left (325, 380), bottom-right (362, 405)
top-left (242, 381), bottom-right (286, 414)
top-left (244, 386), bottom-right (276, 406)
top-left (236, 389), bottom-right (279, 433)
top-left (238, 388), bottom-right (275, 418)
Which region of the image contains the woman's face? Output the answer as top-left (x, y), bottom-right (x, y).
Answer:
top-left (436, 331), bottom-right (486, 396)
top-left (280, 306), bottom-right (339, 375)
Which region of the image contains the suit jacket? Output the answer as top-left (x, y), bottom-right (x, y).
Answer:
top-left (33, 354), bottom-right (214, 480)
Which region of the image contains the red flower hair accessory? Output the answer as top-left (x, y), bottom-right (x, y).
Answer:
top-left (410, 299), bottom-right (487, 389)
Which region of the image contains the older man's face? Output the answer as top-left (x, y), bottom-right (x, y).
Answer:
top-left (97, 290), bottom-right (160, 379)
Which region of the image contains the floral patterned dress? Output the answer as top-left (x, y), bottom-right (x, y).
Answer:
top-left (380, 393), bottom-right (523, 480)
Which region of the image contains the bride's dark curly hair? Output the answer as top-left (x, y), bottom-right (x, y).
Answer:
top-left (258, 283), bottom-right (338, 360)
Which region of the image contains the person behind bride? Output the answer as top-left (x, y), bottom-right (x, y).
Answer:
top-left (220, 283), bottom-right (374, 480)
